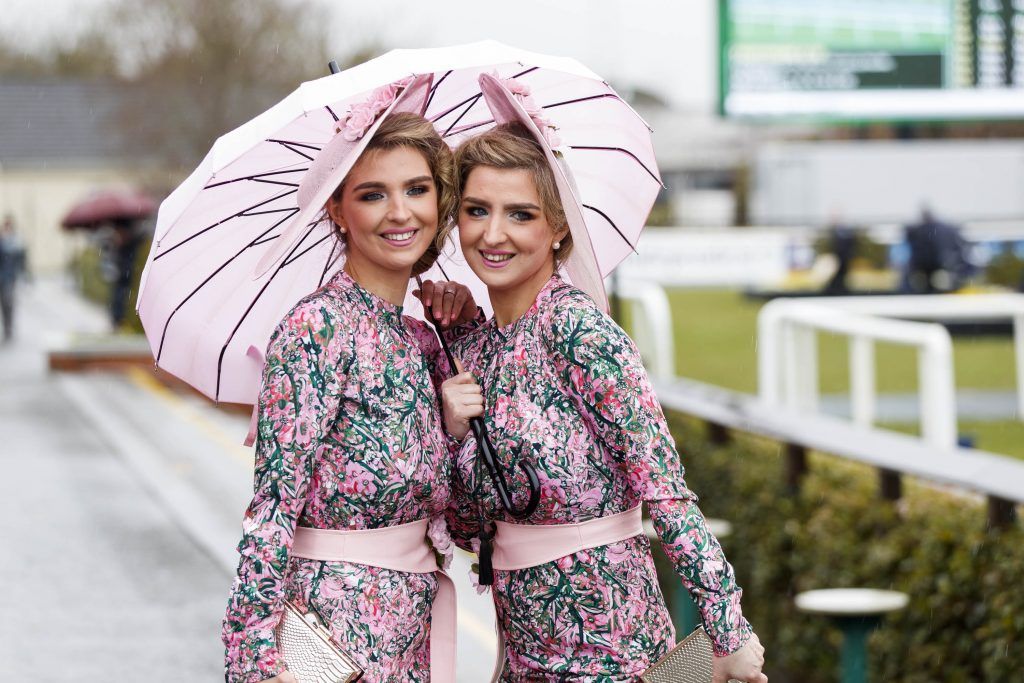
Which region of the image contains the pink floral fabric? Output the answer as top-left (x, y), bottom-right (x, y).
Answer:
top-left (448, 276), bottom-right (752, 681)
top-left (222, 270), bottom-right (454, 683)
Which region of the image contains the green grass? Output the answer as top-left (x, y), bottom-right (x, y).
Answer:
top-left (622, 289), bottom-right (1024, 460)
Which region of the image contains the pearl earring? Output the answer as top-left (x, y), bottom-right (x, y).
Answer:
top-left (553, 241), bottom-right (561, 251)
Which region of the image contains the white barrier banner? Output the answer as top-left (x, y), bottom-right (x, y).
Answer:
top-left (617, 229), bottom-right (792, 287)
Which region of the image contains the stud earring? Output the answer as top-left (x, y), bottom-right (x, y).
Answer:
top-left (553, 241), bottom-right (561, 251)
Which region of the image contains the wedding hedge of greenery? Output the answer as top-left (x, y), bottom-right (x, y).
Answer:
top-left (657, 413), bottom-right (1023, 683)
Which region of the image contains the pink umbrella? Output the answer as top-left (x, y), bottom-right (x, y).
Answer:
top-left (137, 41), bottom-right (661, 405)
top-left (61, 189), bottom-right (157, 230)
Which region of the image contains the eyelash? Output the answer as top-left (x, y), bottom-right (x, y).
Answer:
top-left (464, 206), bottom-right (534, 222)
top-left (359, 186), bottom-right (429, 202)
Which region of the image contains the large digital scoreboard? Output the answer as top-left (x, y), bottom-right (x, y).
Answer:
top-left (719, 0), bottom-right (1024, 120)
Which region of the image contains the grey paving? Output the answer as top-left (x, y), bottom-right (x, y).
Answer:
top-left (0, 282), bottom-right (226, 680)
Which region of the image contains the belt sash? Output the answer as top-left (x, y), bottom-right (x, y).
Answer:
top-left (491, 505), bottom-right (644, 570)
top-left (290, 518), bottom-right (456, 683)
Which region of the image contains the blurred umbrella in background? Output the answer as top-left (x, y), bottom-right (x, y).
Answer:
top-left (61, 189), bottom-right (157, 231)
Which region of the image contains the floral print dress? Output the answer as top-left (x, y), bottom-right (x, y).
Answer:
top-left (448, 276), bottom-right (753, 682)
top-left (222, 270), bottom-right (454, 683)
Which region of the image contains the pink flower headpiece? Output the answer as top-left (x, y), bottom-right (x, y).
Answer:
top-left (497, 73), bottom-right (561, 149)
top-left (336, 77), bottom-right (414, 142)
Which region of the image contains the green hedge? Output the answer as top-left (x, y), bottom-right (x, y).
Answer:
top-left (68, 238), bottom-right (151, 334)
top-left (658, 414), bottom-right (1024, 683)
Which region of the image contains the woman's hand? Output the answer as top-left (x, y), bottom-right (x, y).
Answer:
top-left (441, 361), bottom-right (483, 441)
top-left (414, 279), bottom-right (477, 328)
top-left (713, 633), bottom-right (767, 683)
top-left (260, 672), bottom-right (297, 683)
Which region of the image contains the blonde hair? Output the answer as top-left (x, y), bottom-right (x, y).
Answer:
top-left (328, 112), bottom-right (456, 277)
top-left (450, 123), bottom-right (572, 266)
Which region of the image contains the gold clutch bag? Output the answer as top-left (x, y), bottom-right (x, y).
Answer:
top-left (641, 627), bottom-right (714, 683)
top-left (274, 600), bottom-right (364, 683)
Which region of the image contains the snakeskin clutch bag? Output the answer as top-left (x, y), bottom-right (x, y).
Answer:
top-left (274, 600), bottom-right (363, 683)
top-left (641, 627), bottom-right (714, 683)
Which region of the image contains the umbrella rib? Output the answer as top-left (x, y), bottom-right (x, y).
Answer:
top-left (442, 94), bottom-right (625, 139)
top-left (582, 204), bottom-right (638, 254)
top-left (442, 118), bottom-right (494, 138)
top-left (241, 207), bottom-right (300, 217)
top-left (283, 232), bottom-right (333, 267)
top-left (155, 190), bottom-right (298, 260)
top-left (268, 140), bottom-right (318, 161)
top-left (215, 222), bottom-right (320, 400)
top-left (425, 70), bottom-right (453, 110)
top-left (431, 92), bottom-right (483, 125)
top-left (251, 178), bottom-right (301, 188)
top-left (430, 65), bottom-right (537, 125)
top-left (267, 139), bottom-right (321, 151)
top-left (569, 146), bottom-right (664, 187)
top-left (542, 93), bottom-right (620, 110)
top-left (442, 96), bottom-right (482, 137)
top-left (325, 105), bottom-right (340, 122)
top-left (154, 210), bottom-right (298, 364)
top-left (205, 169), bottom-right (307, 189)
top-left (318, 236), bottom-right (342, 287)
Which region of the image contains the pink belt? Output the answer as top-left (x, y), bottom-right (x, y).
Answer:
top-left (290, 518), bottom-right (456, 683)
top-left (491, 505), bottom-right (644, 571)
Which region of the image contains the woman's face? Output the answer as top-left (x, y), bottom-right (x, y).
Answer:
top-left (328, 145), bottom-right (438, 281)
top-left (458, 165), bottom-right (564, 296)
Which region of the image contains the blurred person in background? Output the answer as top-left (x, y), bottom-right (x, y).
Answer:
top-left (0, 214), bottom-right (28, 342)
top-left (823, 217), bottom-right (857, 295)
top-left (902, 207), bottom-right (974, 293)
top-left (103, 218), bottom-right (145, 331)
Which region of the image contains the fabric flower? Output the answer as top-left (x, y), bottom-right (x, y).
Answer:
top-left (427, 516), bottom-right (454, 570)
top-left (336, 77), bottom-right (413, 141)
top-left (499, 74), bottom-right (562, 149)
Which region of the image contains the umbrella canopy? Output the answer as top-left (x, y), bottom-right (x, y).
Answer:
top-left (61, 189), bottom-right (157, 230)
top-left (137, 40), bottom-right (661, 405)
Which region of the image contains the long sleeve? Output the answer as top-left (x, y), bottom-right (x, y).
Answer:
top-left (222, 300), bottom-right (352, 683)
top-left (545, 296), bottom-right (752, 655)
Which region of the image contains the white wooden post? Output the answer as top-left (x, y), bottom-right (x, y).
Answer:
top-left (1015, 314), bottom-right (1024, 421)
top-left (758, 301), bottom-right (783, 406)
top-left (850, 335), bottom-right (876, 427)
top-left (782, 320), bottom-right (801, 410)
top-left (794, 325), bottom-right (819, 412)
top-left (918, 328), bottom-right (957, 450)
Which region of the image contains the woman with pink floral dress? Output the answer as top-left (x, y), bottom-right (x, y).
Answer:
top-left (429, 75), bottom-right (766, 682)
top-left (221, 82), bottom-right (476, 683)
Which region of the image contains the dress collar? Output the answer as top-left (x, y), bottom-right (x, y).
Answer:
top-left (330, 269), bottom-right (405, 322)
top-left (490, 274), bottom-right (563, 340)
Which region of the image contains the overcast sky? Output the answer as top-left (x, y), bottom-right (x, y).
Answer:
top-left (1, 0), bottom-right (719, 112)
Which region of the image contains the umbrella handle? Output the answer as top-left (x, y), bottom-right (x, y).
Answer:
top-left (469, 418), bottom-right (540, 519)
top-left (417, 279), bottom-right (542, 519)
